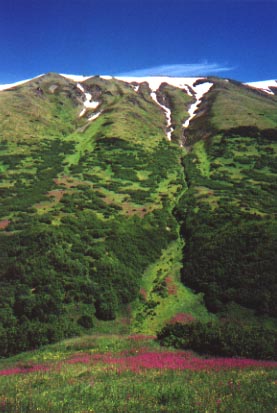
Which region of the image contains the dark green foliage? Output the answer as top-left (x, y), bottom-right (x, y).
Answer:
top-left (181, 213), bottom-right (277, 316)
top-left (0, 139), bottom-right (74, 216)
top-left (77, 315), bottom-right (94, 329)
top-left (0, 73), bottom-right (185, 356)
top-left (0, 203), bottom-right (176, 356)
top-left (178, 102), bottom-right (277, 318)
top-left (158, 321), bottom-right (277, 360)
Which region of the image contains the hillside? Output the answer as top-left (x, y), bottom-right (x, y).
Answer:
top-left (0, 334), bottom-right (277, 413)
top-left (0, 73), bottom-right (276, 360)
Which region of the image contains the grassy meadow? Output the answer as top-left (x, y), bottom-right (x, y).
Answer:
top-left (0, 334), bottom-right (277, 413)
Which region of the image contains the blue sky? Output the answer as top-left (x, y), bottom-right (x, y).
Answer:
top-left (0, 0), bottom-right (276, 83)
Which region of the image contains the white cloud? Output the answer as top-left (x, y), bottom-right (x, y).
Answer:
top-left (116, 62), bottom-right (234, 77)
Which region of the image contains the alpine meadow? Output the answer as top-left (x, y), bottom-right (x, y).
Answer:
top-left (0, 73), bottom-right (276, 412)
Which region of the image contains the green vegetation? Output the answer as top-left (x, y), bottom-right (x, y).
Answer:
top-left (0, 74), bottom-right (185, 356)
top-left (0, 334), bottom-right (277, 413)
top-left (157, 83), bottom-right (193, 142)
top-left (158, 321), bottom-right (277, 360)
top-left (131, 240), bottom-right (213, 334)
top-left (177, 80), bottom-right (277, 322)
top-left (0, 73), bottom-right (277, 412)
top-left (185, 77), bottom-right (277, 144)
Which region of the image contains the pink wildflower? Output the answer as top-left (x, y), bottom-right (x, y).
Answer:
top-left (169, 313), bottom-right (196, 325)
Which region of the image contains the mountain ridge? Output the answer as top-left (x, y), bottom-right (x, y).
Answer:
top-left (1, 72), bottom-right (276, 93)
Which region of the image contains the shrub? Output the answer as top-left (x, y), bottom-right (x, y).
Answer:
top-left (158, 321), bottom-right (277, 360)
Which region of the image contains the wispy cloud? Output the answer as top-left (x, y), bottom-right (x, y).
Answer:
top-left (116, 62), bottom-right (234, 77)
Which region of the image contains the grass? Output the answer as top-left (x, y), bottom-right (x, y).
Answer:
top-left (187, 128), bottom-right (277, 215)
top-left (193, 140), bottom-right (210, 177)
top-left (0, 334), bottom-right (276, 413)
top-left (211, 80), bottom-right (277, 130)
top-left (63, 116), bottom-right (105, 172)
top-left (131, 240), bottom-right (214, 334)
top-left (158, 83), bottom-right (193, 142)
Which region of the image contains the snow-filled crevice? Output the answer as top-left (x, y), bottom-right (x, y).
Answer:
top-left (182, 81), bottom-right (213, 143)
top-left (88, 111), bottom-right (102, 122)
top-left (115, 76), bottom-right (215, 142)
top-left (150, 91), bottom-right (173, 141)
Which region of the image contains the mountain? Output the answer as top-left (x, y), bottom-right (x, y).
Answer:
top-left (0, 73), bottom-right (276, 358)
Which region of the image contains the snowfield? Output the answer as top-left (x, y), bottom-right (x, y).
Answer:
top-left (0, 73), bottom-right (276, 96)
top-left (246, 80), bottom-right (277, 95)
top-left (60, 74), bottom-right (91, 82)
top-left (114, 76), bottom-right (205, 92)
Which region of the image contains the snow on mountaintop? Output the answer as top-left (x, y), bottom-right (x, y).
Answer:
top-left (112, 76), bottom-right (213, 142)
top-left (60, 74), bottom-right (91, 82)
top-left (0, 74), bottom-right (44, 91)
top-left (0, 74), bottom-right (90, 91)
top-left (246, 80), bottom-right (277, 95)
top-left (114, 76), bottom-right (204, 92)
top-left (0, 74), bottom-right (276, 96)
top-left (0, 73), bottom-right (212, 100)
top-left (0, 79), bottom-right (31, 91)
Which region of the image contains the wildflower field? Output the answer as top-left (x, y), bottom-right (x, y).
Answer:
top-left (0, 334), bottom-right (276, 413)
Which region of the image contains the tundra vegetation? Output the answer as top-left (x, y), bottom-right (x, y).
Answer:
top-left (0, 74), bottom-right (276, 411)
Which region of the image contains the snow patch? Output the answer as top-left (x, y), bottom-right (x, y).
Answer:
top-left (183, 85), bottom-right (193, 97)
top-left (0, 74), bottom-right (44, 91)
top-left (88, 111), bottom-right (102, 121)
top-left (183, 82), bottom-right (213, 128)
top-left (115, 76), bottom-right (205, 94)
top-left (60, 73), bottom-right (91, 82)
top-left (130, 84), bottom-right (140, 92)
top-left (79, 108), bottom-right (87, 118)
top-left (246, 79), bottom-right (277, 95)
top-left (115, 76), bottom-right (214, 141)
top-left (83, 92), bottom-right (99, 109)
top-left (150, 92), bottom-right (173, 141)
top-left (100, 75), bottom-right (113, 80)
top-left (78, 89), bottom-right (100, 117)
top-left (77, 83), bottom-right (85, 93)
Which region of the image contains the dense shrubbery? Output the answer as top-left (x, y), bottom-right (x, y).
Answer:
top-left (0, 205), bottom-right (176, 356)
top-left (158, 321), bottom-right (277, 360)
top-left (0, 139), bottom-right (73, 217)
top-left (0, 75), bottom-right (187, 357)
top-left (177, 123), bottom-right (277, 318)
top-left (181, 211), bottom-right (277, 316)
top-left (0, 135), bottom-right (180, 356)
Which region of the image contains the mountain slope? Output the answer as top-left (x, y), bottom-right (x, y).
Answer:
top-left (0, 73), bottom-right (190, 355)
top-left (175, 78), bottom-right (277, 319)
top-left (0, 73), bottom-right (276, 357)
